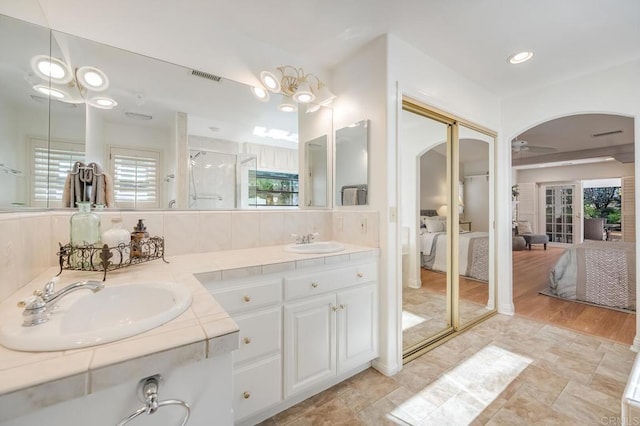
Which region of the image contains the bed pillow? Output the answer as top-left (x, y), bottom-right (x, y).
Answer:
top-left (425, 220), bottom-right (445, 233)
top-left (516, 220), bottom-right (532, 234)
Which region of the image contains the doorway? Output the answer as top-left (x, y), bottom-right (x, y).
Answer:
top-left (400, 97), bottom-right (497, 361)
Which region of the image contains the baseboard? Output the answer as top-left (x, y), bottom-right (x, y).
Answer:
top-left (372, 358), bottom-right (399, 376)
top-left (408, 278), bottom-right (421, 289)
top-left (498, 302), bottom-right (515, 315)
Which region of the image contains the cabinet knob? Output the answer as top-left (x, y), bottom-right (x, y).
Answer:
top-left (332, 306), bottom-right (338, 312)
top-left (311, 282), bottom-right (319, 288)
top-left (340, 304), bottom-right (345, 310)
top-left (243, 295), bottom-right (251, 303)
top-left (243, 337), bottom-right (251, 344)
top-left (243, 391), bottom-right (251, 399)
top-left (357, 272), bottom-right (364, 278)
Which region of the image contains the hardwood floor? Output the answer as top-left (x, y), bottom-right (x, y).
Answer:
top-left (512, 245), bottom-right (636, 344)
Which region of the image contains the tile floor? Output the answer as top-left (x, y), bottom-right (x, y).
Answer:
top-left (258, 314), bottom-right (635, 425)
top-left (402, 286), bottom-right (490, 351)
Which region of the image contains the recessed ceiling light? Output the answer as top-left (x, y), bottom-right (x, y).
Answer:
top-left (87, 96), bottom-right (117, 109)
top-left (507, 51), bottom-right (534, 65)
top-left (251, 86), bottom-right (269, 102)
top-left (32, 84), bottom-right (67, 99)
top-left (76, 66), bottom-right (110, 91)
top-left (30, 55), bottom-right (73, 84)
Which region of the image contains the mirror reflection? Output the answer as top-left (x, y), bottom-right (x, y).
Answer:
top-left (304, 135), bottom-right (328, 207)
top-left (335, 120), bottom-right (368, 206)
top-left (458, 126), bottom-right (493, 327)
top-left (0, 13), bottom-right (332, 211)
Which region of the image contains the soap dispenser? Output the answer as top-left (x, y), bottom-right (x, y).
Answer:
top-left (131, 219), bottom-right (149, 258)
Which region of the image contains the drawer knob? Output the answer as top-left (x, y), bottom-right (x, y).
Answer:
top-left (311, 282), bottom-right (319, 288)
top-left (340, 304), bottom-right (345, 310)
top-left (243, 391), bottom-right (251, 399)
top-left (332, 306), bottom-right (338, 312)
top-left (243, 295), bottom-right (251, 303)
top-left (243, 337), bottom-right (251, 344)
top-left (357, 272), bottom-right (364, 278)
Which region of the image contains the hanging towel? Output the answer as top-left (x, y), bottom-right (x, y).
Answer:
top-left (342, 187), bottom-right (358, 205)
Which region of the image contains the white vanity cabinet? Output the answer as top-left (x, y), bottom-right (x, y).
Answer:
top-left (207, 278), bottom-right (283, 423)
top-left (283, 261), bottom-right (378, 398)
top-left (202, 256), bottom-right (378, 425)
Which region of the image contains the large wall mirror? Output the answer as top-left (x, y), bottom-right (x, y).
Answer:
top-left (335, 119), bottom-right (369, 206)
top-left (0, 13), bottom-right (332, 211)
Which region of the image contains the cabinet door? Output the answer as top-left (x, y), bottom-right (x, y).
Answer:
top-left (337, 283), bottom-right (378, 373)
top-left (284, 294), bottom-right (336, 397)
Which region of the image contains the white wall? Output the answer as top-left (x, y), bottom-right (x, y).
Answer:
top-left (502, 59), bottom-right (640, 350)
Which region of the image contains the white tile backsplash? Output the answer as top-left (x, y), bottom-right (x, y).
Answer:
top-left (0, 208), bottom-right (379, 304)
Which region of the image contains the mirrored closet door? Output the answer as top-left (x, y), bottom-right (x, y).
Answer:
top-left (400, 98), bottom-right (496, 361)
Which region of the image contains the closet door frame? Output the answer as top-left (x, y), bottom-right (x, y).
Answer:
top-left (401, 96), bottom-right (497, 362)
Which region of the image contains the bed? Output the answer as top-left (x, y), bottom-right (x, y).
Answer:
top-left (549, 241), bottom-right (636, 310)
top-left (419, 210), bottom-right (489, 282)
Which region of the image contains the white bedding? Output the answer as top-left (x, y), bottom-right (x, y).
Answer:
top-left (420, 229), bottom-right (489, 276)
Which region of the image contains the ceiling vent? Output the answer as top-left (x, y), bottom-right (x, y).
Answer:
top-left (191, 69), bottom-right (222, 82)
top-left (592, 130), bottom-right (623, 138)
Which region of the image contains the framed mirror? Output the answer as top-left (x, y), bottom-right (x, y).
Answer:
top-left (335, 119), bottom-right (368, 206)
top-left (0, 13), bottom-right (332, 211)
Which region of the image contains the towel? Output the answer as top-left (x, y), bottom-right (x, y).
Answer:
top-left (342, 187), bottom-right (358, 205)
top-left (61, 161), bottom-right (116, 208)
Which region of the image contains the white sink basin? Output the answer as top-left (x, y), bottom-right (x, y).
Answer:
top-left (285, 241), bottom-right (345, 254)
top-left (0, 281), bottom-right (192, 352)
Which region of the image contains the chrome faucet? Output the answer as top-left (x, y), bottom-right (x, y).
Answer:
top-left (20, 279), bottom-right (104, 327)
top-left (292, 232), bottom-right (318, 244)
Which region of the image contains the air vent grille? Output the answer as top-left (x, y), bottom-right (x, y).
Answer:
top-left (592, 130), bottom-right (623, 138)
top-left (191, 69), bottom-right (222, 82)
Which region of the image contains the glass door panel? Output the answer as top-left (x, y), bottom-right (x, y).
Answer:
top-left (458, 125), bottom-right (495, 328)
top-left (400, 106), bottom-right (452, 355)
top-left (545, 184), bottom-right (576, 243)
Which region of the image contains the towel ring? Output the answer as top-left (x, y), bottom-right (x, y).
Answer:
top-left (116, 375), bottom-right (190, 426)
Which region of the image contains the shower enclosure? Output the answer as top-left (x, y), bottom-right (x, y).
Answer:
top-left (188, 149), bottom-right (257, 209)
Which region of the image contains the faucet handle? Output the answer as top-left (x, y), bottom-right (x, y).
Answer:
top-left (42, 277), bottom-right (59, 300)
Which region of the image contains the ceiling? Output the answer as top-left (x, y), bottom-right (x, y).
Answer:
top-left (6, 0), bottom-right (637, 97)
top-left (512, 113), bottom-right (635, 166)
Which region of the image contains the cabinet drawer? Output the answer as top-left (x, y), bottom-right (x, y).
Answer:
top-left (284, 262), bottom-right (377, 300)
top-left (212, 279), bottom-right (282, 314)
top-left (233, 356), bottom-right (282, 421)
top-left (234, 307), bottom-right (281, 366)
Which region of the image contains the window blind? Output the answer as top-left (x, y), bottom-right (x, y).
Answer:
top-left (31, 139), bottom-right (84, 207)
top-left (110, 147), bottom-right (160, 208)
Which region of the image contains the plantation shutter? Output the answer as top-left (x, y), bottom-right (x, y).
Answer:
top-left (622, 176), bottom-right (635, 243)
top-left (110, 147), bottom-right (160, 209)
top-left (31, 138), bottom-right (85, 207)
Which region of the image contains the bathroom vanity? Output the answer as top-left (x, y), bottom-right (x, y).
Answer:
top-left (201, 250), bottom-right (379, 425)
top-left (0, 242), bottom-right (378, 426)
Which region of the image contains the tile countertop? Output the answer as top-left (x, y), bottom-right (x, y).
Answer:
top-left (0, 242), bottom-right (378, 420)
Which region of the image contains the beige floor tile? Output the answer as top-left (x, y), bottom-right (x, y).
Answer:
top-left (552, 387), bottom-right (618, 425)
top-left (385, 386), bottom-right (438, 424)
top-left (356, 397), bottom-right (410, 426)
top-left (487, 390), bottom-right (576, 425)
top-left (287, 398), bottom-right (364, 426)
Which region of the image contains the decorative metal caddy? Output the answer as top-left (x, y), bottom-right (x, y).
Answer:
top-left (57, 236), bottom-right (168, 281)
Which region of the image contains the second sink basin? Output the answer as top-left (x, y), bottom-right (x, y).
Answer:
top-left (285, 241), bottom-right (345, 254)
top-left (0, 281), bottom-right (192, 352)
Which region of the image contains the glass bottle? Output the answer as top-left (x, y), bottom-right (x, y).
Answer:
top-left (70, 202), bottom-right (101, 247)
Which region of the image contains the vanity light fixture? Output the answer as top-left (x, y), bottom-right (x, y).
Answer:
top-left (29, 55), bottom-right (117, 109)
top-left (251, 86), bottom-right (270, 102)
top-left (76, 66), bottom-right (109, 92)
top-left (278, 95), bottom-right (297, 113)
top-left (257, 65), bottom-right (335, 112)
top-left (87, 96), bottom-right (118, 109)
top-left (507, 51), bottom-right (534, 64)
top-left (31, 55), bottom-right (73, 84)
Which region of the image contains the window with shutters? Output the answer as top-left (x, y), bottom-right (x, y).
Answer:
top-left (109, 146), bottom-right (160, 209)
top-left (31, 138), bottom-right (85, 207)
